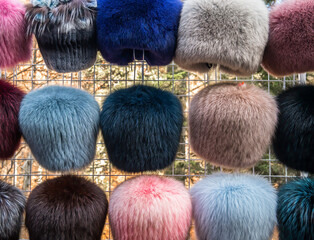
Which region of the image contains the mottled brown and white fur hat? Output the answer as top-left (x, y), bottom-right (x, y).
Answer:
top-left (189, 83), bottom-right (278, 169)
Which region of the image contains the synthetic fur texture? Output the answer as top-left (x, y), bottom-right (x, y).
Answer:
top-left (277, 178), bottom-right (314, 240)
top-left (272, 85), bottom-right (314, 173)
top-left (97, 0), bottom-right (182, 66)
top-left (109, 176), bottom-right (192, 240)
top-left (0, 0), bottom-right (32, 68)
top-left (100, 85), bottom-right (183, 172)
top-left (0, 79), bottom-right (25, 159)
top-left (19, 86), bottom-right (100, 172)
top-left (262, 0), bottom-right (314, 77)
top-left (190, 173), bottom-right (277, 240)
top-left (0, 180), bottom-right (26, 240)
top-left (25, 175), bottom-right (108, 240)
top-left (189, 83), bottom-right (278, 169)
top-left (25, 0), bottom-right (97, 73)
top-left (174, 0), bottom-right (269, 76)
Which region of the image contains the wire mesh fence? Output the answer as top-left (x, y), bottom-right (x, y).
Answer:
top-left (0, 43), bottom-right (313, 240)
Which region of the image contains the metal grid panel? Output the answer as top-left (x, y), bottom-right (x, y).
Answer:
top-left (0, 43), bottom-right (312, 240)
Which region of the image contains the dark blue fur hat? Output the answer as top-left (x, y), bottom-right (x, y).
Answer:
top-left (96, 0), bottom-right (183, 66)
top-left (273, 85), bottom-right (314, 173)
top-left (100, 85), bottom-right (183, 172)
top-left (277, 178), bottom-right (314, 240)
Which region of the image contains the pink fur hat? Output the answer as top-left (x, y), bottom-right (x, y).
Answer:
top-left (189, 83), bottom-right (278, 169)
top-left (0, 0), bottom-right (32, 68)
top-left (262, 0), bottom-right (314, 77)
top-left (109, 176), bottom-right (192, 240)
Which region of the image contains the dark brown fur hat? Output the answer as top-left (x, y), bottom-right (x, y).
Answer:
top-left (25, 175), bottom-right (108, 240)
top-left (189, 83), bottom-right (278, 169)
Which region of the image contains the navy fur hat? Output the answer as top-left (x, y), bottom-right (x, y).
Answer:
top-left (273, 85), bottom-right (314, 173)
top-left (19, 86), bottom-right (100, 172)
top-left (96, 0), bottom-right (182, 66)
top-left (25, 175), bottom-right (108, 240)
top-left (190, 173), bottom-right (277, 240)
top-left (100, 85), bottom-right (183, 172)
top-left (25, 0), bottom-right (97, 73)
top-left (0, 180), bottom-right (26, 240)
top-left (277, 178), bottom-right (314, 240)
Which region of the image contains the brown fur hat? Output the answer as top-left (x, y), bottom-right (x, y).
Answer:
top-left (25, 175), bottom-right (108, 240)
top-left (189, 83), bottom-right (278, 168)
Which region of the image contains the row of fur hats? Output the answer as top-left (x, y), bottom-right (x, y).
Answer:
top-left (1, 174), bottom-right (312, 240)
top-left (1, 0), bottom-right (313, 76)
top-left (0, 79), bottom-right (313, 173)
top-left (0, 80), bottom-right (183, 173)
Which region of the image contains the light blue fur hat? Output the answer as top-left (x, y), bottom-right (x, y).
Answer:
top-left (19, 86), bottom-right (100, 172)
top-left (190, 173), bottom-right (277, 240)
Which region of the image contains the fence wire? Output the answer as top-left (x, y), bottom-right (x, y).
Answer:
top-left (0, 44), bottom-right (312, 240)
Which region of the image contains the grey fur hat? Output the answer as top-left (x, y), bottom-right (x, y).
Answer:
top-left (25, 0), bottom-right (97, 73)
top-left (174, 0), bottom-right (269, 76)
top-left (0, 180), bottom-right (26, 240)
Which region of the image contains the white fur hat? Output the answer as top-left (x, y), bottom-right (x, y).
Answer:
top-left (174, 0), bottom-right (269, 76)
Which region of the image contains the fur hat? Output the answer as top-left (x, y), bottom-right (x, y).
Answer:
top-left (189, 83), bottom-right (278, 169)
top-left (0, 180), bottom-right (26, 240)
top-left (0, 79), bottom-right (25, 159)
top-left (273, 85), bottom-right (314, 173)
top-left (277, 178), bottom-right (313, 240)
top-left (19, 86), bottom-right (100, 172)
top-left (25, 0), bottom-right (97, 73)
top-left (0, 0), bottom-right (32, 68)
top-left (262, 0), bottom-right (314, 77)
top-left (109, 175), bottom-right (192, 240)
top-left (174, 0), bottom-right (269, 76)
top-left (25, 175), bottom-right (108, 240)
top-left (97, 0), bottom-right (182, 66)
top-left (190, 173), bottom-right (277, 240)
top-left (100, 85), bottom-right (183, 172)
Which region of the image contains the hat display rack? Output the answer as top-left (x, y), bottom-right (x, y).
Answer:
top-left (0, 0), bottom-right (313, 239)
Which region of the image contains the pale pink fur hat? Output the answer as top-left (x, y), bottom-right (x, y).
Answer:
top-left (0, 0), bottom-right (32, 68)
top-left (109, 175), bottom-right (192, 240)
top-left (189, 82), bottom-right (278, 169)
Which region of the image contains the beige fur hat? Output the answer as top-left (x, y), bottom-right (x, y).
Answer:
top-left (174, 0), bottom-right (269, 76)
top-left (189, 83), bottom-right (278, 169)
